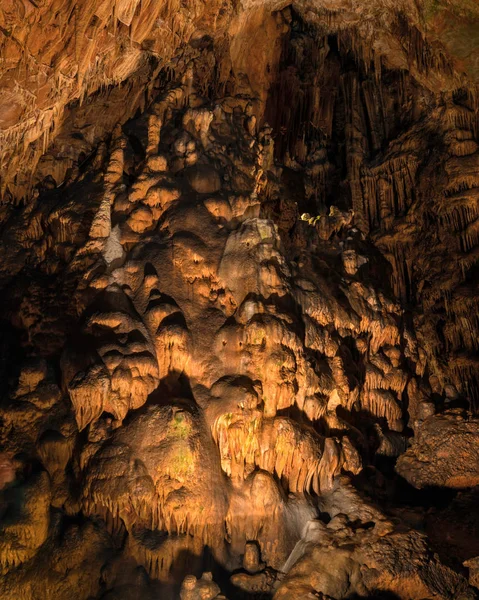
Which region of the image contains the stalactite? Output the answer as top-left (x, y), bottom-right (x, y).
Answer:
top-left (1, 8), bottom-right (479, 597)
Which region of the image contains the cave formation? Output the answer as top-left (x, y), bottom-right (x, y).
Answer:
top-left (1, 1), bottom-right (479, 598)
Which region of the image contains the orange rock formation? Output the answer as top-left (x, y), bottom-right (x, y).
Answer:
top-left (0, 1), bottom-right (479, 599)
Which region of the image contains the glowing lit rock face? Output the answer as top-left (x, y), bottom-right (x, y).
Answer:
top-left (0, 2), bottom-right (479, 599)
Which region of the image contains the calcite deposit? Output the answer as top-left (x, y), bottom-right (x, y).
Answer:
top-left (1, 0), bottom-right (479, 599)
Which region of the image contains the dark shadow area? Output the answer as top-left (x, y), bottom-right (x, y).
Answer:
top-left (149, 545), bottom-right (241, 600)
top-left (348, 593), bottom-right (401, 600)
top-left (122, 370), bottom-right (198, 425)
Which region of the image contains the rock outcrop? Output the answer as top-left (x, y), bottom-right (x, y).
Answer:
top-left (396, 410), bottom-right (479, 489)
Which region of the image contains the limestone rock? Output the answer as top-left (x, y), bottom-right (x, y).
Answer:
top-left (396, 410), bottom-right (479, 489)
top-left (0, 3), bottom-right (479, 599)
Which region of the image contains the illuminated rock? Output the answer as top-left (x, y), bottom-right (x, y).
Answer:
top-left (0, 3), bottom-right (479, 598)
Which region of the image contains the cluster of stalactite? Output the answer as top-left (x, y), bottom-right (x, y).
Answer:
top-left (0, 0), bottom-right (236, 204)
top-left (0, 52), bottom-right (428, 587)
top-left (1, 6), bottom-right (479, 598)
top-left (264, 10), bottom-right (479, 411)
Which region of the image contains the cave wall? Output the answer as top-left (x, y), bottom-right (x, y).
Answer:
top-left (0, 2), bottom-right (479, 600)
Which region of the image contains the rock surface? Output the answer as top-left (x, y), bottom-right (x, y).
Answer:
top-left (397, 410), bottom-right (479, 489)
top-left (0, 1), bottom-right (479, 599)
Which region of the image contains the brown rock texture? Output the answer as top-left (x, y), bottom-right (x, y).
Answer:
top-left (0, 1), bottom-right (479, 599)
top-left (396, 410), bottom-right (479, 489)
